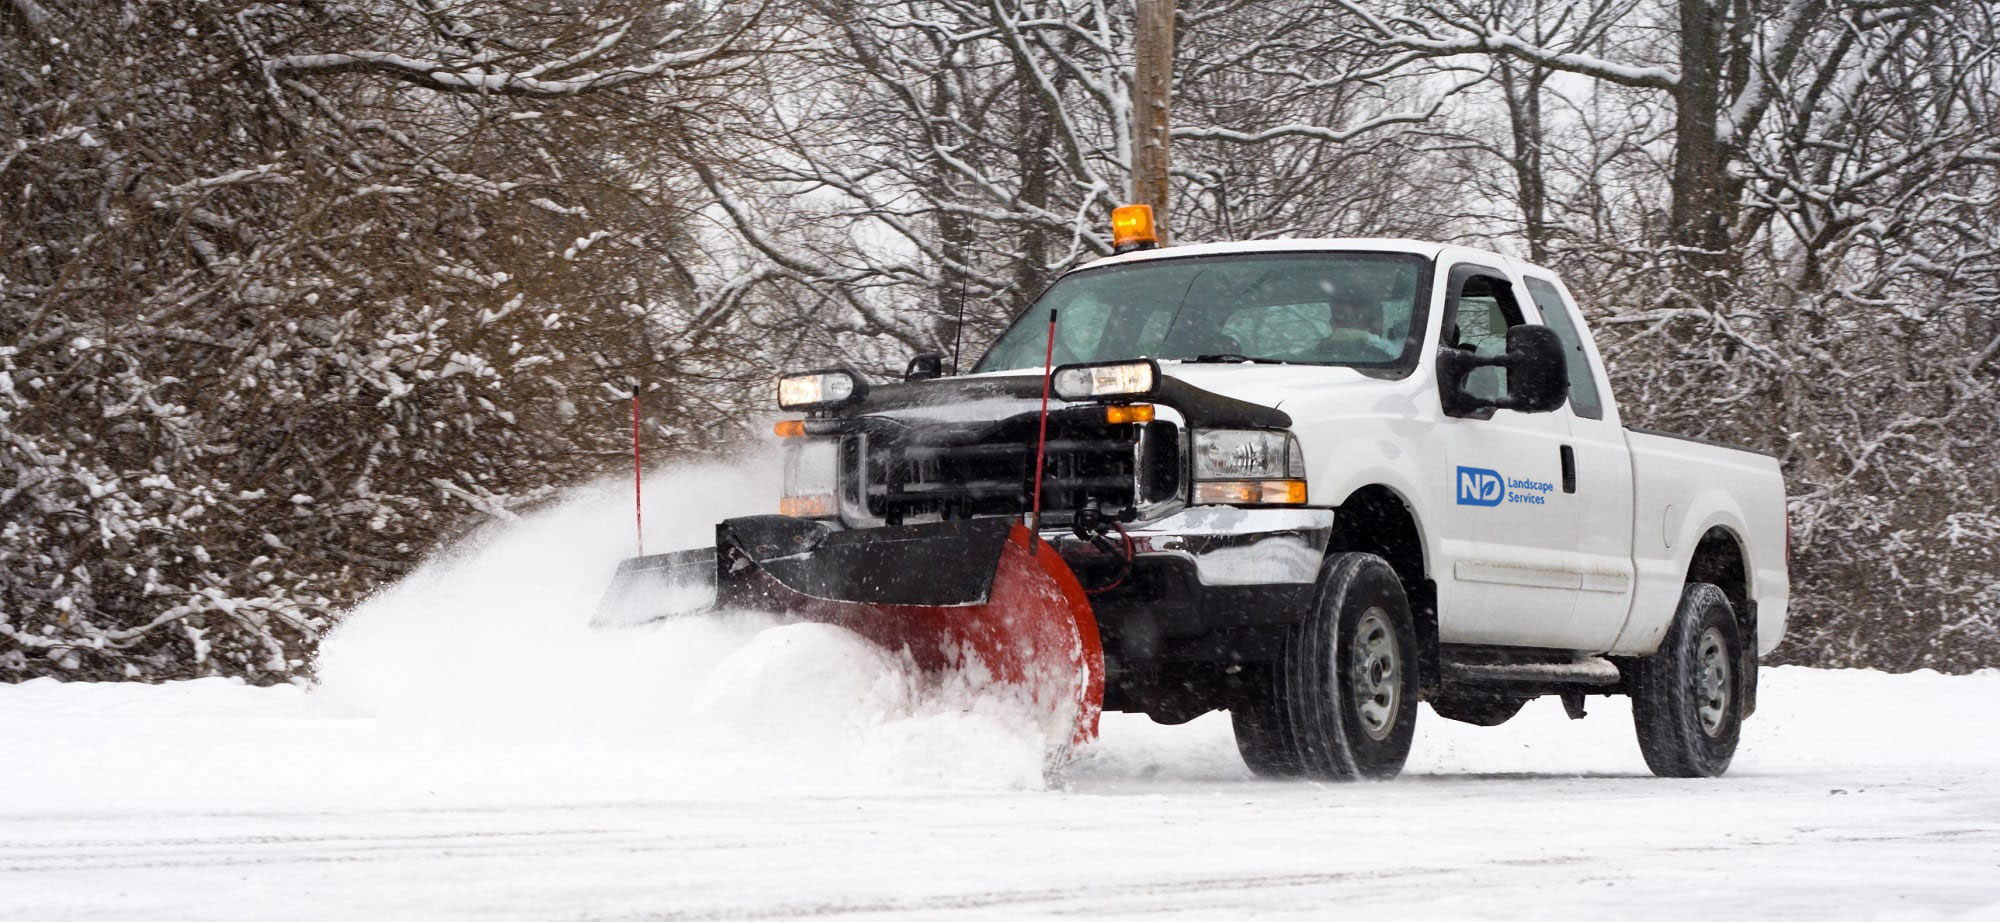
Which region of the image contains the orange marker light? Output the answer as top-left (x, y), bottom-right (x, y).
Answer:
top-left (774, 419), bottom-right (806, 438)
top-left (1193, 479), bottom-right (1308, 505)
top-left (1111, 204), bottom-right (1159, 253)
top-left (1264, 479), bottom-right (1309, 504)
top-left (1104, 404), bottom-right (1156, 425)
top-left (779, 494), bottom-right (837, 518)
top-left (1193, 481), bottom-right (1258, 504)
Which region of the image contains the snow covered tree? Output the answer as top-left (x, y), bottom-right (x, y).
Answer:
top-left (0, 0), bottom-right (766, 680)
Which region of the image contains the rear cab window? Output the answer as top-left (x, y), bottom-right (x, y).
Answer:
top-left (1521, 276), bottom-right (1603, 420)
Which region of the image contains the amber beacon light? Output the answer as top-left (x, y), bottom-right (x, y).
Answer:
top-left (1111, 204), bottom-right (1160, 254)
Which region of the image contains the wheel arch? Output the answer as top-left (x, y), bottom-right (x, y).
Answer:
top-left (1685, 524), bottom-right (1751, 621)
top-left (1330, 483), bottom-right (1439, 696)
top-left (1684, 523), bottom-right (1758, 716)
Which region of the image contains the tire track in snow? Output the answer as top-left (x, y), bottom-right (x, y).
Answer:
top-left (616, 857), bottom-right (1592, 920)
top-left (0, 828), bottom-right (768, 874)
top-left (0, 827), bottom-right (621, 851)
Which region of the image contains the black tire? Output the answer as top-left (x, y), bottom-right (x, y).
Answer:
top-left (1230, 696), bottom-right (1304, 778)
top-left (1632, 582), bottom-right (1745, 778)
top-left (1230, 552), bottom-right (1419, 780)
top-left (1430, 692), bottom-right (1530, 727)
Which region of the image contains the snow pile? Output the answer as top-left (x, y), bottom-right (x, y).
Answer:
top-left (307, 459), bottom-right (1051, 805)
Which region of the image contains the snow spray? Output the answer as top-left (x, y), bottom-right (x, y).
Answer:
top-left (311, 455), bottom-right (1052, 798)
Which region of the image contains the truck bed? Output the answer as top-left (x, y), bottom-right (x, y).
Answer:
top-left (1617, 428), bottom-right (1790, 656)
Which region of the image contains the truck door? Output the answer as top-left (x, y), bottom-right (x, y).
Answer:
top-left (1522, 274), bottom-right (1637, 651)
top-left (1426, 262), bottom-right (1582, 647)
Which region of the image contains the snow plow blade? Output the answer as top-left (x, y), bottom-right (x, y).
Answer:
top-left (597, 516), bottom-right (1103, 746)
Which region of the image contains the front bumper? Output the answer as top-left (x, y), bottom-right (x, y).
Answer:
top-left (1047, 506), bottom-right (1335, 588)
top-left (1048, 507), bottom-right (1335, 664)
top-left (1043, 506), bottom-right (1335, 719)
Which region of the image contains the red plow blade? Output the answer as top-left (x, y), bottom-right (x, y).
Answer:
top-left (599, 517), bottom-right (1104, 749)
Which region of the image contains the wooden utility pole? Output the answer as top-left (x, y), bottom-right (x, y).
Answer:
top-left (1131, 0), bottom-right (1174, 244)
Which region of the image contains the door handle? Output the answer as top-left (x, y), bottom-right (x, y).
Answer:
top-left (1560, 445), bottom-right (1577, 494)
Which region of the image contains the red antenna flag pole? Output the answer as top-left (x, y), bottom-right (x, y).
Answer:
top-left (1029, 310), bottom-right (1059, 543)
top-left (631, 383), bottom-right (644, 557)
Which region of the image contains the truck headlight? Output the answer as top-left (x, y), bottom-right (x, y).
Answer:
top-left (780, 438), bottom-right (839, 518)
top-left (1192, 430), bottom-right (1307, 505)
top-left (777, 368), bottom-right (867, 411)
top-left (1051, 359), bottom-right (1158, 401)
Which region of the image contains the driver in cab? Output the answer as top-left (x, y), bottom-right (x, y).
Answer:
top-left (1320, 286), bottom-right (1399, 361)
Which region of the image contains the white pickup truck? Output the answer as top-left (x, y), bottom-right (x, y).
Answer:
top-left (772, 235), bottom-right (1790, 779)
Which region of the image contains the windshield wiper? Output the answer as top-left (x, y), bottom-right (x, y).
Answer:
top-left (1189, 353), bottom-right (1290, 365)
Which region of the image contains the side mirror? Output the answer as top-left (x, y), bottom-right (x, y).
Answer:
top-left (1436, 324), bottom-right (1570, 417)
top-left (904, 352), bottom-right (944, 382)
top-left (1501, 325), bottom-right (1569, 413)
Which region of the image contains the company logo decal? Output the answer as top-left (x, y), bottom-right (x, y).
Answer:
top-left (1456, 466), bottom-right (1555, 507)
top-left (1456, 466), bottom-right (1505, 506)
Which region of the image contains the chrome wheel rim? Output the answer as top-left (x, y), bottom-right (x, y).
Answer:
top-left (1695, 627), bottom-right (1731, 737)
top-left (1349, 609), bottom-right (1400, 741)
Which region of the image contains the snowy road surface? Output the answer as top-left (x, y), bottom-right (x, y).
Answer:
top-left (5, 474), bottom-right (1996, 920)
top-left (5, 668), bottom-right (1997, 921)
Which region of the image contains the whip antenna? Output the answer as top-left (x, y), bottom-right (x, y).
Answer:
top-left (1029, 309), bottom-right (1058, 544)
top-left (950, 266), bottom-right (971, 375)
top-left (630, 381), bottom-right (644, 557)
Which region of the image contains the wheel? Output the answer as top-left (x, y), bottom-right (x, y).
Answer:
top-left (1230, 552), bottom-right (1419, 780)
top-left (1632, 582), bottom-right (1746, 778)
top-left (1430, 691), bottom-right (1529, 727)
top-left (1230, 695), bottom-right (1304, 778)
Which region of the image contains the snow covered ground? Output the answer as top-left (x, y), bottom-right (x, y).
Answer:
top-left (5, 468), bottom-right (1997, 920)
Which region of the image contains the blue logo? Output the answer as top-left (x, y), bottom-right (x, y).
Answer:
top-left (1456, 466), bottom-right (1505, 506)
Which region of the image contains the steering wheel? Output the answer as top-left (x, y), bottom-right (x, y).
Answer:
top-left (1316, 329), bottom-right (1399, 362)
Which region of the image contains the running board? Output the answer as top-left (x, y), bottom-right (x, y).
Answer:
top-left (1441, 655), bottom-right (1624, 689)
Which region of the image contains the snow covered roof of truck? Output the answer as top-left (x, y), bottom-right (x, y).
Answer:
top-left (1075, 237), bottom-right (1463, 272)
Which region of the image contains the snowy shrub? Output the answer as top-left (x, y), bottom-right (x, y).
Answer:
top-left (0, 0), bottom-right (765, 680)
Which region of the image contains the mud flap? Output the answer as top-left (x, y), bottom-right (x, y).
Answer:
top-left (596, 516), bottom-right (1104, 747)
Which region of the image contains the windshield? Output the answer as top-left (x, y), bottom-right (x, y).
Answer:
top-left (974, 252), bottom-right (1431, 373)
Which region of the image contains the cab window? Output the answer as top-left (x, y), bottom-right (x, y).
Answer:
top-left (1220, 302), bottom-right (1331, 356)
top-left (974, 253), bottom-right (1430, 373)
top-left (1522, 276), bottom-right (1604, 419)
top-left (1051, 294), bottom-right (1114, 363)
top-left (1445, 271), bottom-right (1525, 402)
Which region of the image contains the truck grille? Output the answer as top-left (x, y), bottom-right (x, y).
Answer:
top-left (847, 417), bottom-right (1178, 525)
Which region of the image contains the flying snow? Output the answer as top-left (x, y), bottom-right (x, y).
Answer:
top-left (308, 457), bottom-right (1052, 800)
